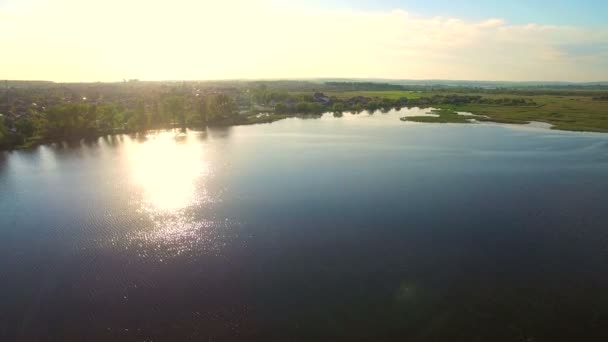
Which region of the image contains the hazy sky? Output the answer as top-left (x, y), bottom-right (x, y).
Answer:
top-left (1, 0), bottom-right (607, 82)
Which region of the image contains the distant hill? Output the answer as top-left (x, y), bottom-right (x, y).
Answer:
top-left (314, 78), bottom-right (608, 89)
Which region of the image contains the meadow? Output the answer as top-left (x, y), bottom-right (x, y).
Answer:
top-left (325, 89), bottom-right (608, 132)
top-left (432, 94), bottom-right (608, 132)
top-left (325, 90), bottom-right (423, 100)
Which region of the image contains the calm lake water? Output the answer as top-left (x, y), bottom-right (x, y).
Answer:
top-left (2, 109), bottom-right (608, 341)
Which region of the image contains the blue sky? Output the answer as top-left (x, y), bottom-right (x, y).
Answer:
top-left (302, 0), bottom-right (608, 26)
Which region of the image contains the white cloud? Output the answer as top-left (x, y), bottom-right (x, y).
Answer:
top-left (1, 0), bottom-right (607, 81)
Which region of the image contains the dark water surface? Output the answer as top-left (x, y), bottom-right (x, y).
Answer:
top-left (2, 110), bottom-right (608, 341)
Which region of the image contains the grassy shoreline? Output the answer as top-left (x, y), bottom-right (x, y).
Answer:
top-left (321, 90), bottom-right (608, 132)
top-left (424, 94), bottom-right (608, 132)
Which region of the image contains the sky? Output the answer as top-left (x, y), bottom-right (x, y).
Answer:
top-left (311, 0), bottom-right (608, 26)
top-left (1, 0), bottom-right (607, 82)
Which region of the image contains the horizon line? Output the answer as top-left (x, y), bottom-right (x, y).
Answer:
top-left (3, 77), bottom-right (608, 85)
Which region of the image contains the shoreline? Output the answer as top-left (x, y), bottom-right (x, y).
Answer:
top-left (3, 104), bottom-right (608, 151)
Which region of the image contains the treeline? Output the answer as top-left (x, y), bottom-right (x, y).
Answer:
top-left (0, 116), bottom-right (12, 149)
top-left (271, 94), bottom-right (536, 115)
top-left (0, 93), bottom-right (236, 149)
top-left (250, 84), bottom-right (410, 114)
top-left (429, 86), bottom-right (608, 97)
top-left (324, 82), bottom-right (406, 91)
top-left (413, 95), bottom-right (537, 106)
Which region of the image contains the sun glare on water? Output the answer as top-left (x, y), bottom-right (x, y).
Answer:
top-left (126, 131), bottom-right (210, 212)
top-left (115, 131), bottom-right (237, 258)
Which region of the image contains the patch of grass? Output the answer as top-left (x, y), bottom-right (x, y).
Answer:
top-left (431, 94), bottom-right (608, 132)
top-left (401, 109), bottom-right (479, 124)
top-left (474, 117), bottom-right (529, 124)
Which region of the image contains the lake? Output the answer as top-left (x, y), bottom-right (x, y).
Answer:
top-left (2, 109), bottom-right (608, 341)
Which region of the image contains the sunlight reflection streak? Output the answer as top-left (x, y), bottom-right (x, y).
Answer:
top-left (127, 131), bottom-right (210, 212)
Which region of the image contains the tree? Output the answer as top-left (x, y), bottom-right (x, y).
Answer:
top-left (353, 104), bottom-right (364, 114)
top-left (149, 100), bottom-right (163, 127)
top-left (367, 100), bottom-right (381, 112)
top-left (309, 103), bottom-right (324, 114)
top-left (127, 100), bottom-right (147, 130)
top-left (0, 116), bottom-right (8, 148)
top-left (275, 103), bottom-right (288, 114)
top-left (209, 94), bottom-right (235, 118)
top-left (96, 103), bottom-right (122, 131)
top-left (253, 84), bottom-right (269, 104)
top-left (197, 96), bottom-right (209, 123)
top-left (295, 102), bottom-right (310, 113)
top-left (45, 103), bottom-right (94, 136)
top-left (332, 103), bottom-right (345, 114)
top-left (164, 95), bottom-right (186, 129)
top-left (380, 98), bottom-right (394, 111)
top-left (15, 116), bottom-right (35, 137)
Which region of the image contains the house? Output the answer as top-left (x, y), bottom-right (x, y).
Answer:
top-left (313, 92), bottom-right (332, 106)
top-left (346, 96), bottom-right (371, 106)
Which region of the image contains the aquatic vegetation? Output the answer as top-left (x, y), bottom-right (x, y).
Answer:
top-left (400, 109), bottom-right (480, 123)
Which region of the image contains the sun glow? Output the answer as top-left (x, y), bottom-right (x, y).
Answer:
top-left (126, 131), bottom-right (210, 212)
top-left (2, 0), bottom-right (608, 81)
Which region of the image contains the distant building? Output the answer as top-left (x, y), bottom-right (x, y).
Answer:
top-left (346, 96), bottom-right (371, 106)
top-left (313, 92), bottom-right (331, 105)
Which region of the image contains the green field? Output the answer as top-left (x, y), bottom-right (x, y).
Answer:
top-left (322, 90), bottom-right (608, 132)
top-left (311, 90), bottom-right (608, 132)
top-left (432, 94), bottom-right (608, 132)
top-left (326, 90), bottom-right (423, 100)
